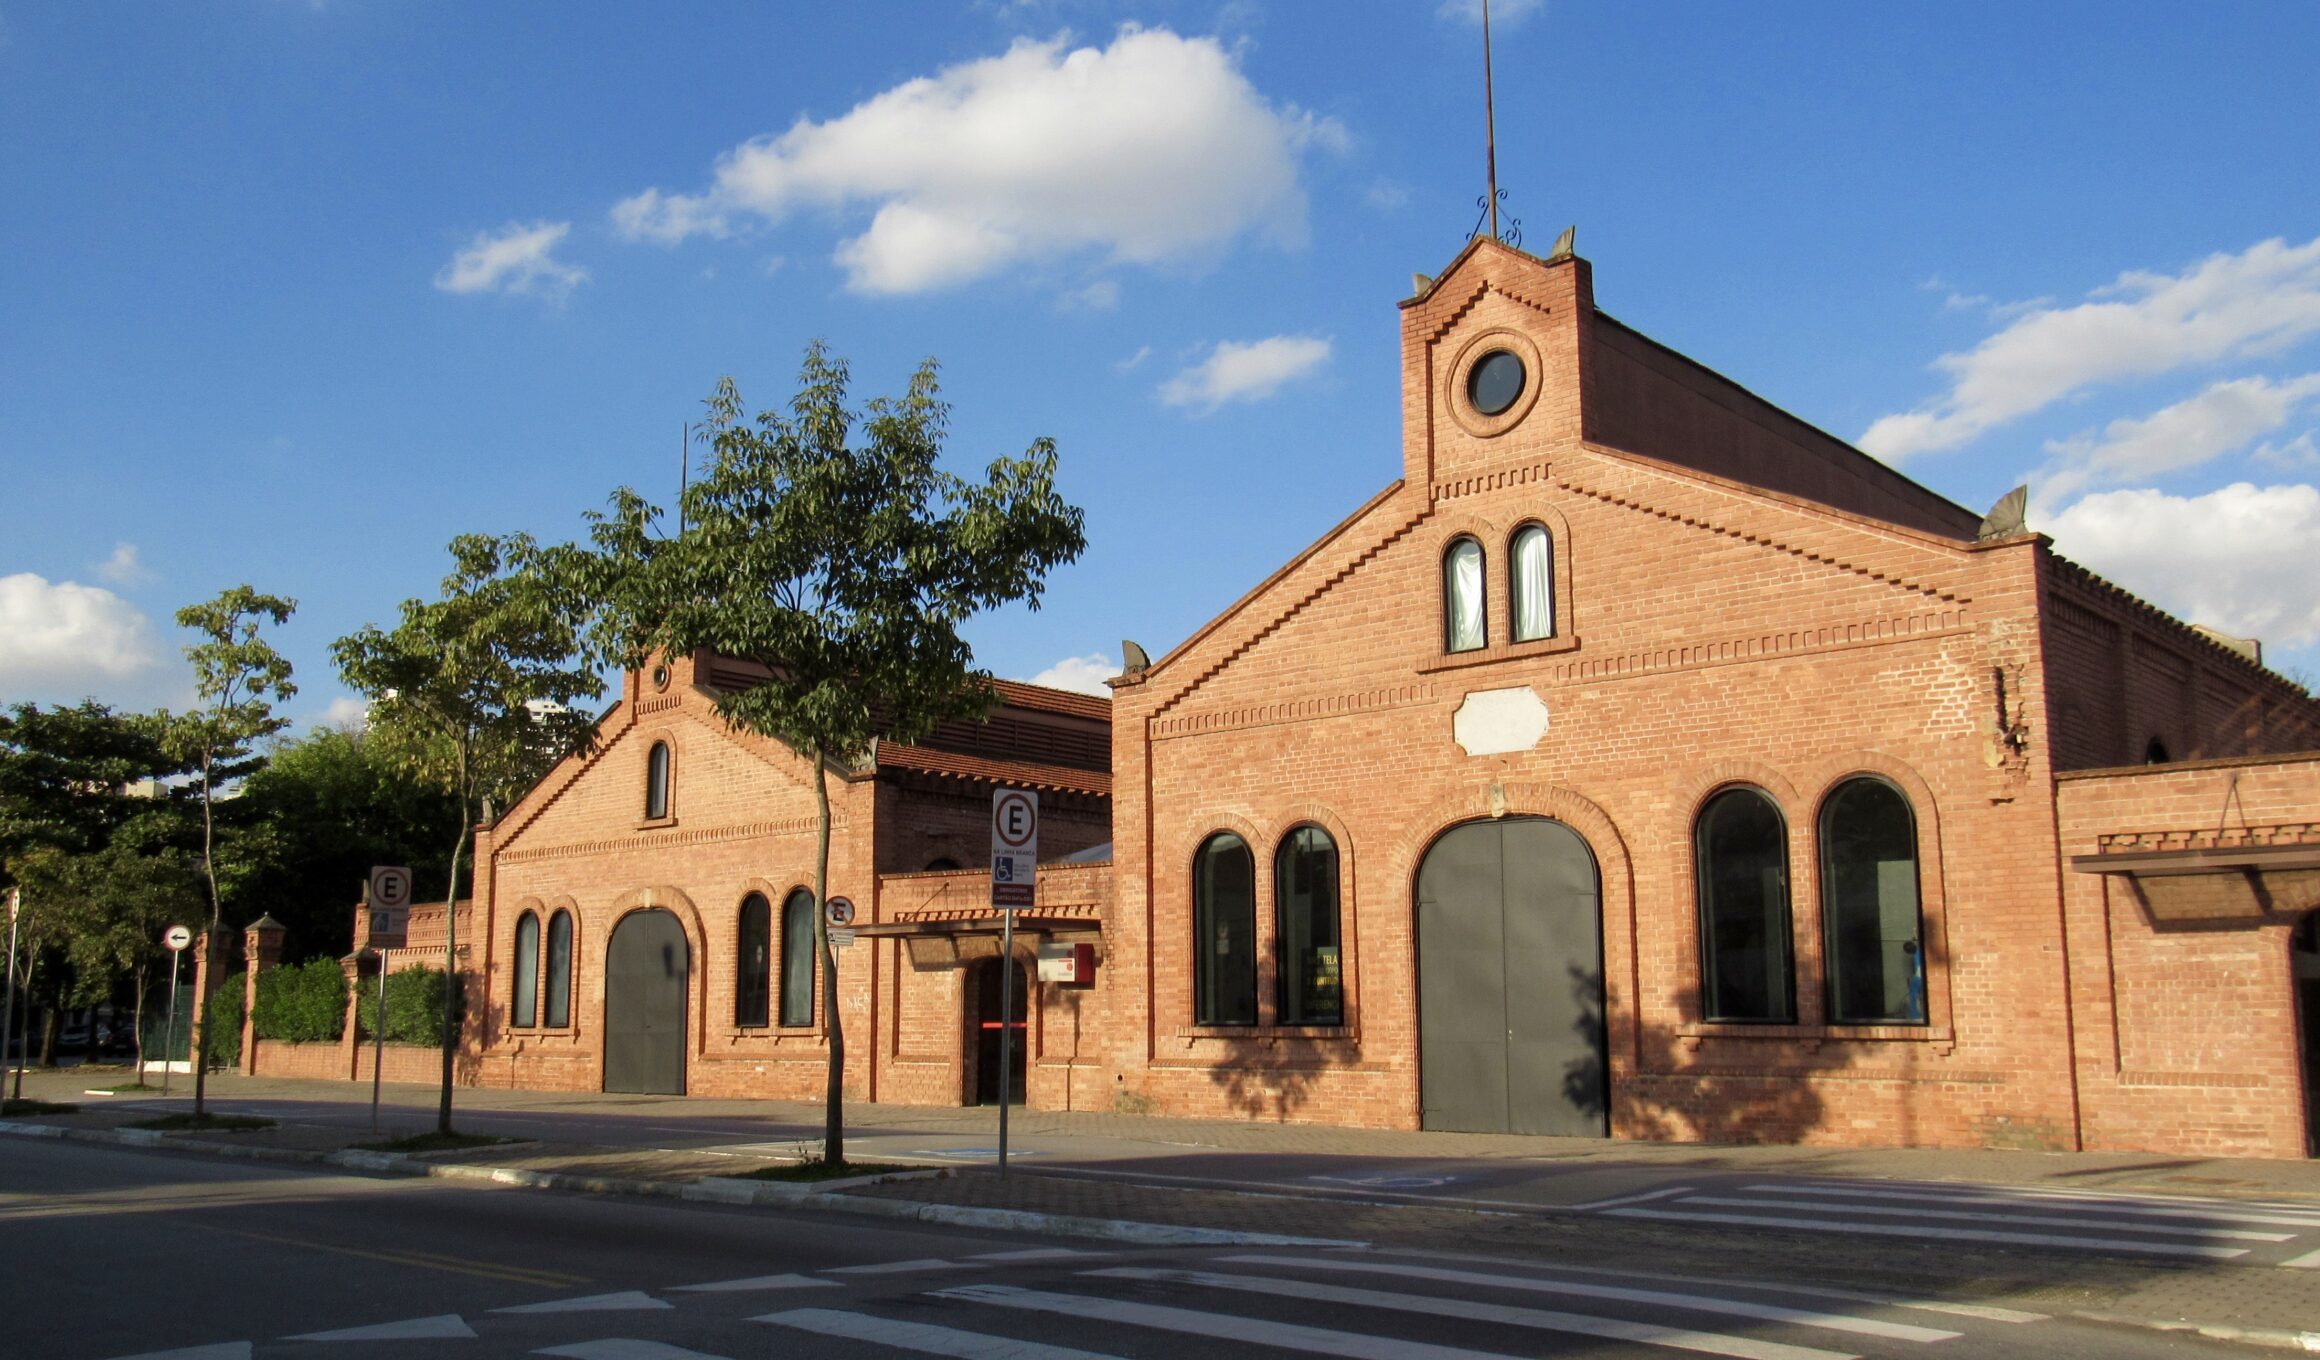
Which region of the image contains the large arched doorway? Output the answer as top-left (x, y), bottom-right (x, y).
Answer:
top-left (2296, 913), bottom-right (2320, 1156)
top-left (1416, 816), bottom-right (1607, 1136)
top-left (969, 957), bottom-right (1029, 1106)
top-left (604, 908), bottom-right (688, 1095)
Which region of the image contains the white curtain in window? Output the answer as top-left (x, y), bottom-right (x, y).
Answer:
top-left (1446, 540), bottom-right (1485, 651)
top-left (1511, 526), bottom-right (1553, 641)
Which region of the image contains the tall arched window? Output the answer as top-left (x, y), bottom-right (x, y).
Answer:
top-left (779, 888), bottom-right (816, 1028)
top-left (1509, 524), bottom-right (1554, 642)
top-left (736, 893), bottom-right (771, 1027)
top-left (511, 911), bottom-right (540, 1028)
top-left (1694, 788), bottom-right (1794, 1023)
top-left (544, 909), bottom-right (573, 1028)
top-left (644, 741), bottom-right (671, 820)
top-left (1819, 777), bottom-right (1926, 1025)
top-left (1193, 832), bottom-right (1257, 1026)
top-left (1443, 538), bottom-right (1486, 652)
top-left (1274, 826), bottom-right (1343, 1026)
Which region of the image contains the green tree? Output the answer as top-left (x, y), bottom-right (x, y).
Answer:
top-left (331, 533), bottom-right (601, 1135)
top-left (237, 724), bottom-right (465, 962)
top-left (573, 343), bottom-right (1085, 1164)
top-left (0, 702), bottom-right (199, 1075)
top-left (175, 586), bottom-right (297, 1114)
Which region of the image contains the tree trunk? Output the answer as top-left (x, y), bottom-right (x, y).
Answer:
top-left (193, 748), bottom-right (221, 1117)
top-left (814, 750), bottom-right (843, 1167)
top-left (438, 772), bottom-right (469, 1138)
top-left (132, 960), bottom-right (150, 1086)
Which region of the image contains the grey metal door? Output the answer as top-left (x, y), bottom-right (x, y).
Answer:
top-left (1417, 817), bottom-right (1606, 1136)
top-left (604, 908), bottom-right (688, 1095)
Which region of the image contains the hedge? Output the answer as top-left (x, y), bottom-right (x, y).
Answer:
top-left (202, 972), bottom-right (244, 1067)
top-left (251, 958), bottom-right (348, 1044)
top-left (350, 966), bottom-right (457, 1047)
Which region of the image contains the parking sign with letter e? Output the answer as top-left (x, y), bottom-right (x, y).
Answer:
top-left (990, 789), bottom-right (1039, 909)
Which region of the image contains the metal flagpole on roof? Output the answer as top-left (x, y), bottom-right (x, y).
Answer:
top-left (1484, 0), bottom-right (1499, 242)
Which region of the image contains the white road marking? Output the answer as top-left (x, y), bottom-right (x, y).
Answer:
top-left (1608, 1207), bottom-right (2249, 1259)
top-left (967, 1248), bottom-right (1100, 1262)
top-left (285, 1314), bottom-right (479, 1341)
top-left (1742, 1183), bottom-right (2320, 1228)
top-left (494, 1291), bottom-right (672, 1314)
top-left (824, 1258), bottom-right (982, 1275)
top-left (1358, 1247), bottom-right (2047, 1324)
top-left (2281, 1247), bottom-right (2320, 1269)
top-left (1568, 1186), bottom-right (1698, 1211)
top-left (666, 1273), bottom-right (837, 1293)
top-left (1059, 1272), bottom-right (1855, 1360)
top-left (1681, 1194), bottom-right (2293, 1241)
top-left (535, 1342), bottom-right (733, 1360)
top-left (108, 1345), bottom-right (254, 1360)
top-left (755, 1307), bottom-right (1126, 1358)
top-left (1218, 1254), bottom-right (1959, 1342)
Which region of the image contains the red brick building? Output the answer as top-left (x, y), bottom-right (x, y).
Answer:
top-left (454, 237), bottom-right (2320, 1157)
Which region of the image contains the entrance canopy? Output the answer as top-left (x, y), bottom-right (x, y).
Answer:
top-left (2071, 826), bottom-right (2320, 923)
top-left (853, 914), bottom-right (1102, 969)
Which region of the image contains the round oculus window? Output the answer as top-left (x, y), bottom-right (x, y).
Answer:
top-left (1467, 350), bottom-right (1526, 417)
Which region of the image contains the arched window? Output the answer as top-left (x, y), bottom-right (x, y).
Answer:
top-left (1694, 788), bottom-right (1794, 1023)
top-left (736, 893), bottom-right (771, 1027)
top-left (779, 888), bottom-right (816, 1028)
top-left (511, 911), bottom-right (540, 1028)
top-left (1442, 538), bottom-right (1486, 652)
top-left (644, 741), bottom-right (671, 820)
top-left (544, 909), bottom-right (573, 1028)
top-left (1274, 826), bottom-right (1343, 1026)
top-left (1819, 778), bottom-right (1926, 1025)
top-left (1193, 833), bottom-right (1257, 1025)
top-left (1509, 524), bottom-right (1554, 642)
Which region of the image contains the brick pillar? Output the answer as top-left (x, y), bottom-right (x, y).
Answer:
top-left (341, 952), bottom-right (374, 1082)
top-left (241, 916), bottom-right (285, 1076)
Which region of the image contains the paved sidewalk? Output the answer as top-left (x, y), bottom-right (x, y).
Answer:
top-left (10, 1067), bottom-right (2320, 1350)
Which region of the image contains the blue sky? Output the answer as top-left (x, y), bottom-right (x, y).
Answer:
top-left (6, 1), bottom-right (2319, 728)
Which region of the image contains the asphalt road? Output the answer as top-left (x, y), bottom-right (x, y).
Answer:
top-left (1, 1138), bottom-right (2249, 1360)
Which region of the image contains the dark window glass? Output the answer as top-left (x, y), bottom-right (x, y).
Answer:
top-left (736, 893), bottom-right (771, 1027)
top-left (1820, 778), bottom-right (1926, 1025)
top-left (512, 912), bottom-right (539, 1029)
top-left (779, 888), bottom-right (816, 1028)
top-left (1193, 833), bottom-right (1257, 1026)
top-left (1274, 827), bottom-right (1343, 1026)
top-left (645, 741), bottom-right (670, 820)
top-left (1509, 524), bottom-right (1553, 642)
top-left (544, 910), bottom-right (573, 1028)
top-left (1695, 788), bottom-right (1794, 1023)
top-left (1443, 538), bottom-right (1485, 652)
top-left (925, 857), bottom-right (962, 872)
top-left (1468, 350), bottom-right (1526, 415)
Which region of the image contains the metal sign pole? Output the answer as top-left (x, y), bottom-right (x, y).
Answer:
top-left (161, 950), bottom-right (181, 1097)
top-left (370, 956), bottom-right (386, 1133)
top-left (997, 908), bottom-right (1014, 1180)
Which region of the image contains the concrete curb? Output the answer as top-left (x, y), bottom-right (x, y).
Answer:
top-left (2074, 1311), bottom-right (2320, 1353)
top-left (0, 1120), bottom-right (1366, 1250)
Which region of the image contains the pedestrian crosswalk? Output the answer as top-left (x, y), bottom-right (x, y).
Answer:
top-left (1595, 1178), bottom-right (2320, 1265)
top-left (119, 1242), bottom-right (2064, 1360)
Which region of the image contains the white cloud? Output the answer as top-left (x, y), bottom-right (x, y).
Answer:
top-left (1365, 179), bottom-right (1410, 211)
top-left (93, 543), bottom-right (154, 587)
top-left (319, 695), bottom-right (370, 730)
top-left (1024, 653), bottom-right (1117, 695)
top-left (1863, 235), bottom-right (2320, 462)
top-left (1437, 0), bottom-right (1544, 23)
top-left (1115, 345), bottom-right (1153, 372)
top-left (2037, 373), bottom-right (2320, 504)
top-left (2043, 482), bottom-right (2320, 647)
top-left (2252, 431), bottom-right (2320, 471)
top-left (434, 220), bottom-right (588, 298)
top-left (609, 26), bottom-right (1343, 294)
top-left (1159, 335), bottom-right (1332, 411)
top-left (1057, 279), bottom-right (1121, 312)
top-left (0, 573), bottom-right (160, 695)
